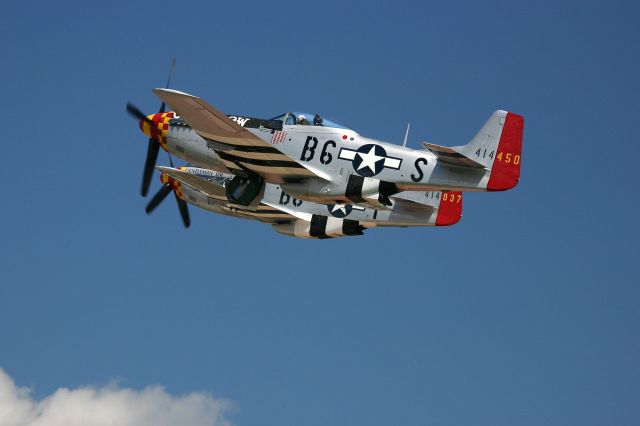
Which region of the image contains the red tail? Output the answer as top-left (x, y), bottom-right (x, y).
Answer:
top-left (436, 191), bottom-right (463, 226)
top-left (487, 112), bottom-right (524, 191)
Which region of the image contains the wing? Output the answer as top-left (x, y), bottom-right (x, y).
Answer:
top-left (263, 202), bottom-right (365, 238)
top-left (158, 165), bottom-right (296, 223)
top-left (271, 216), bottom-right (365, 239)
top-left (153, 88), bottom-right (327, 183)
top-left (262, 200), bottom-right (313, 221)
top-left (156, 166), bottom-right (227, 200)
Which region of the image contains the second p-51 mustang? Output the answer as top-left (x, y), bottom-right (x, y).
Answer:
top-left (145, 165), bottom-right (462, 239)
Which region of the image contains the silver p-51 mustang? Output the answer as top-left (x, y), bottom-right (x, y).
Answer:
top-left (126, 75), bottom-right (522, 238)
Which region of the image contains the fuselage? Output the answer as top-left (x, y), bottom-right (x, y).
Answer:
top-left (169, 167), bottom-right (461, 228)
top-left (141, 109), bottom-right (518, 206)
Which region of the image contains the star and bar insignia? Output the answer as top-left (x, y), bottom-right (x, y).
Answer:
top-left (338, 143), bottom-right (402, 177)
top-left (327, 203), bottom-right (365, 218)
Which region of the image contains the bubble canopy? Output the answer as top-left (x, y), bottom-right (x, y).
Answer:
top-left (270, 112), bottom-right (353, 130)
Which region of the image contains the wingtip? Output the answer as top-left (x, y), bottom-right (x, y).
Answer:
top-left (152, 87), bottom-right (197, 98)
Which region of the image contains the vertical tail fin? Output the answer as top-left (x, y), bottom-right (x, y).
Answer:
top-left (457, 110), bottom-right (524, 191)
top-left (435, 191), bottom-right (463, 226)
top-left (422, 111), bottom-right (524, 191)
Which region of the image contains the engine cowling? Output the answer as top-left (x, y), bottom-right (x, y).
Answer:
top-left (272, 216), bottom-right (364, 239)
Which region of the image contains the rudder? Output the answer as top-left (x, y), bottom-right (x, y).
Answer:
top-left (486, 112), bottom-right (523, 191)
top-left (457, 110), bottom-right (524, 191)
top-left (435, 191), bottom-right (463, 226)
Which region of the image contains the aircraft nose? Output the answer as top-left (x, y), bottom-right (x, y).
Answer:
top-left (139, 113), bottom-right (160, 138)
top-left (160, 173), bottom-right (184, 198)
top-left (160, 173), bottom-right (172, 186)
top-left (140, 112), bottom-right (175, 140)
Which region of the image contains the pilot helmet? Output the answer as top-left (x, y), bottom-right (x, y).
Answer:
top-left (297, 114), bottom-right (306, 123)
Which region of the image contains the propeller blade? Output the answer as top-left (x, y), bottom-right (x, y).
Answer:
top-left (145, 184), bottom-right (172, 214)
top-left (141, 138), bottom-right (160, 197)
top-left (126, 102), bottom-right (154, 125)
top-left (158, 58), bottom-right (176, 113)
top-left (174, 193), bottom-right (191, 228)
top-left (165, 58), bottom-right (176, 89)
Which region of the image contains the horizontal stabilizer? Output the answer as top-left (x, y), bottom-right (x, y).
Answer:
top-left (391, 190), bottom-right (462, 226)
top-left (156, 166), bottom-right (227, 200)
top-left (421, 142), bottom-right (486, 169)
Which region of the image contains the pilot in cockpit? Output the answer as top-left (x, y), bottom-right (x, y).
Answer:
top-left (313, 114), bottom-right (323, 126)
top-left (296, 114), bottom-right (310, 125)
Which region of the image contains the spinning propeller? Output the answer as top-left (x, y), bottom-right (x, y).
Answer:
top-left (126, 58), bottom-right (190, 228)
top-left (145, 157), bottom-right (191, 229)
top-left (126, 58), bottom-right (176, 197)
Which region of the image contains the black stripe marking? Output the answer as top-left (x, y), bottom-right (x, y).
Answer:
top-left (342, 219), bottom-right (364, 236)
top-left (217, 151), bottom-right (306, 169)
top-left (231, 145), bottom-right (285, 154)
top-left (345, 174), bottom-right (366, 203)
top-left (378, 181), bottom-right (399, 206)
top-left (310, 215), bottom-right (329, 238)
top-left (204, 137), bottom-right (284, 155)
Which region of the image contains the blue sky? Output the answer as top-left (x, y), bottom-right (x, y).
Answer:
top-left (1, 1), bottom-right (639, 425)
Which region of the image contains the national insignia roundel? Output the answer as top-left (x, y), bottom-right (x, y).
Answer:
top-left (352, 144), bottom-right (387, 177)
top-left (327, 204), bottom-right (353, 218)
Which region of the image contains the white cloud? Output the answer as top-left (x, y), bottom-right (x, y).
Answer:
top-left (0, 368), bottom-right (232, 426)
